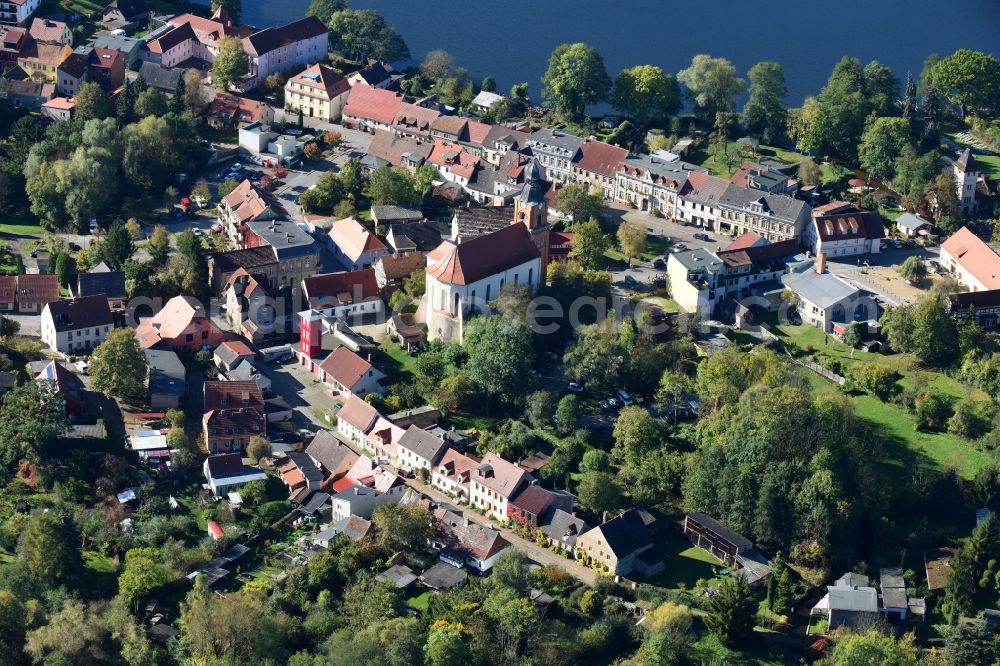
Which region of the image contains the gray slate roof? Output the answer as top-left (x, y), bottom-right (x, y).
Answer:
top-left (781, 268), bottom-right (859, 309)
top-left (827, 585), bottom-right (878, 613)
top-left (143, 348), bottom-right (185, 398)
top-left (398, 425), bottom-right (448, 464)
top-left (719, 186), bottom-right (809, 223)
top-left (672, 248), bottom-right (723, 272)
top-left (596, 509), bottom-right (655, 558)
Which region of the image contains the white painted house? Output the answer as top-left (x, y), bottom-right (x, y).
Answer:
top-left (40, 294), bottom-right (115, 355)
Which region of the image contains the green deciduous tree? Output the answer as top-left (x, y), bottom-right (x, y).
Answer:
top-left (371, 502), bottom-right (432, 553)
top-left (928, 49), bottom-right (1000, 117)
top-left (558, 183), bottom-right (606, 225)
top-left (897, 254), bottom-right (928, 282)
top-left (117, 547), bottom-right (169, 613)
top-left (611, 65), bottom-right (681, 128)
top-left (424, 623), bottom-right (471, 666)
top-left (541, 42), bottom-right (612, 120)
top-left (134, 88), bottom-right (169, 118)
top-left (677, 54), bottom-right (745, 122)
top-left (554, 394), bottom-right (581, 436)
top-left (367, 167), bottom-right (422, 207)
top-left (859, 116), bottom-right (911, 183)
top-left (830, 630), bottom-right (919, 666)
top-left (90, 328), bottom-right (149, 400)
top-left (327, 9), bottom-right (410, 62)
top-left (0, 381), bottom-right (70, 470)
top-left (17, 511), bottom-right (81, 585)
top-left (74, 82), bottom-right (112, 121)
top-left (568, 218), bottom-right (607, 268)
top-left (612, 406), bottom-right (662, 472)
top-left (576, 470), bottom-right (623, 515)
top-left (846, 363), bottom-right (898, 400)
top-left (741, 61), bottom-right (787, 144)
top-left (25, 599), bottom-right (110, 666)
top-left (212, 36), bottom-right (250, 91)
top-left (305, 0), bottom-right (346, 23)
top-left (465, 316), bottom-right (536, 410)
top-left (616, 220), bottom-right (646, 266)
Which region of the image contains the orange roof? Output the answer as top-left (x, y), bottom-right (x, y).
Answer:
top-left (427, 139), bottom-right (479, 179)
top-left (319, 347), bottom-right (374, 390)
top-left (392, 102), bottom-right (439, 133)
top-left (337, 394), bottom-right (379, 432)
top-left (942, 226), bottom-right (1000, 289)
top-left (725, 232), bottom-right (765, 250)
top-left (473, 452), bottom-right (530, 499)
top-left (343, 84), bottom-right (404, 125)
top-left (577, 138), bottom-right (628, 179)
top-left (222, 179), bottom-right (282, 224)
top-left (218, 339), bottom-right (254, 358)
top-left (465, 120), bottom-right (492, 145)
top-left (42, 96), bottom-right (74, 109)
top-left (302, 269), bottom-right (380, 309)
top-left (135, 295), bottom-right (216, 348)
top-left (327, 217), bottom-right (388, 263)
top-left (426, 223), bottom-right (539, 286)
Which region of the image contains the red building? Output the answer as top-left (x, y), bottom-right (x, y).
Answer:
top-left (135, 295), bottom-right (225, 353)
top-left (35, 360), bottom-right (84, 420)
top-left (88, 48), bottom-right (125, 92)
top-left (507, 484), bottom-right (573, 529)
top-left (202, 380), bottom-right (265, 454)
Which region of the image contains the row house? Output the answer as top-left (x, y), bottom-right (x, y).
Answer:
top-left (239, 16), bottom-right (327, 91)
top-left (572, 138), bottom-right (629, 200)
top-left (364, 129), bottom-right (432, 173)
top-left (17, 39), bottom-right (70, 82)
top-left (675, 171), bottom-right (730, 229)
top-left (314, 345), bottom-right (386, 398)
top-left (527, 128), bottom-right (583, 185)
top-left (469, 452), bottom-right (533, 522)
top-left (713, 185), bottom-right (811, 242)
top-left (134, 294), bottom-right (225, 352)
top-left (614, 156), bottom-right (691, 214)
top-left (342, 84), bottom-right (404, 133)
top-left (480, 125), bottom-right (530, 167)
top-left (327, 216), bottom-right (390, 271)
top-left (202, 380), bottom-right (265, 454)
top-left (217, 178), bottom-right (285, 246)
top-left (0, 273), bottom-right (59, 313)
top-left (802, 209), bottom-right (884, 258)
top-left (391, 101), bottom-right (440, 139)
top-left (300, 269), bottom-right (384, 322)
top-left (431, 448), bottom-right (479, 502)
top-left (335, 394), bottom-right (379, 447)
top-left (0, 0), bottom-right (39, 26)
top-left (395, 425), bottom-right (448, 474)
top-left (243, 218), bottom-right (318, 289)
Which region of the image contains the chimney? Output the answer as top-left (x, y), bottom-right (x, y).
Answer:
top-left (816, 251), bottom-right (827, 275)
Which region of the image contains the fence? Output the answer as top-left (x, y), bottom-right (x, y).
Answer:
top-left (799, 359), bottom-right (846, 386)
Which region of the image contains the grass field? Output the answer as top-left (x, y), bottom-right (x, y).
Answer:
top-left (0, 211), bottom-right (43, 238)
top-left (775, 323), bottom-right (996, 479)
top-left (638, 534), bottom-right (725, 590)
top-left (406, 591), bottom-right (430, 611)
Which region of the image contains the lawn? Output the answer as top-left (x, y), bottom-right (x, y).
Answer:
top-left (974, 154), bottom-right (1000, 180)
top-left (775, 323), bottom-right (995, 479)
top-left (691, 629), bottom-right (801, 665)
top-left (406, 591), bottom-right (430, 611)
top-left (0, 211), bottom-right (43, 239)
top-left (377, 342), bottom-right (419, 384)
top-left (81, 550), bottom-right (120, 599)
top-left (637, 534), bottom-right (725, 590)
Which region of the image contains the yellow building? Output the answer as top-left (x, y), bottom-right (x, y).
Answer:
top-left (283, 63), bottom-right (350, 123)
top-left (18, 41), bottom-right (70, 83)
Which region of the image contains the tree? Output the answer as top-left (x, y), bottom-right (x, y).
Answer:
top-left (704, 573), bottom-right (756, 645)
top-left (640, 601), bottom-right (694, 664)
top-left (915, 389), bottom-right (952, 430)
top-left (371, 502), bottom-right (432, 553)
top-left (25, 599), bottom-right (110, 666)
top-left (611, 65), bottom-right (681, 127)
top-left (894, 145), bottom-right (940, 200)
top-left (212, 36), bottom-right (250, 91)
top-left (0, 591), bottom-right (26, 664)
top-left (53, 251), bottom-right (73, 288)
top-left (17, 511), bottom-right (81, 585)
top-left (219, 178), bottom-right (239, 199)
top-left (327, 9), bottom-right (410, 62)
top-left (576, 470), bottom-right (623, 515)
top-left (554, 394), bottom-right (581, 436)
top-left (930, 172), bottom-right (961, 228)
top-left (135, 88), bottom-right (168, 117)
top-left (247, 436), bottom-right (270, 464)
top-left (541, 42), bottom-right (612, 119)
top-left (305, 0), bottom-right (346, 23)
top-left (180, 585), bottom-right (290, 663)
top-left (367, 167), bottom-right (421, 207)
top-left (929, 49), bottom-right (1000, 117)
top-left (182, 68), bottom-right (208, 115)
top-left (211, 0), bottom-right (241, 21)
top-left (90, 328), bottom-right (149, 399)
top-left (807, 57), bottom-right (876, 160)
top-left (492, 549), bottom-right (529, 593)
top-left (741, 61), bottom-right (787, 144)
top-left (465, 316), bottom-right (536, 410)
top-left (616, 220), bottom-right (646, 266)
top-left (677, 54), bottom-right (745, 121)
top-left (859, 116), bottom-right (911, 183)
top-left (558, 183), bottom-right (605, 224)
top-left (102, 218), bottom-right (135, 269)
top-left (830, 630), bottom-right (920, 666)
top-left (523, 390), bottom-right (557, 429)
top-left (0, 381), bottom-right (70, 470)
top-left (299, 172), bottom-right (345, 213)
top-left (897, 255), bottom-right (928, 281)
top-left (424, 623), bottom-right (471, 666)
top-left (421, 49), bottom-right (454, 83)
top-left (863, 60), bottom-right (900, 117)
top-left (74, 82), bottom-right (112, 121)
top-left (612, 406), bottom-right (662, 472)
top-left (947, 620), bottom-right (997, 666)
top-left (902, 70), bottom-right (917, 122)
top-left (147, 225), bottom-right (171, 265)
top-left (118, 547), bottom-right (169, 613)
top-left (568, 218), bottom-right (607, 268)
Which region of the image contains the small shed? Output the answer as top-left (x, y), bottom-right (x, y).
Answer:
top-left (421, 561), bottom-right (468, 590)
top-left (375, 564), bottom-right (417, 589)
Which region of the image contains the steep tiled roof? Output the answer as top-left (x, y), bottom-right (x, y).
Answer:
top-left (375, 252), bottom-right (424, 281)
top-left (426, 223), bottom-right (539, 286)
top-left (366, 130), bottom-right (432, 167)
top-left (942, 226), bottom-right (1000, 289)
top-left (243, 16), bottom-right (326, 57)
top-left (328, 217), bottom-right (388, 263)
top-left (44, 295), bottom-right (113, 332)
top-left (29, 18), bottom-right (67, 44)
top-left (718, 185), bottom-right (809, 222)
top-left (306, 430), bottom-right (360, 475)
top-left (398, 425), bottom-right (447, 464)
top-left (134, 295), bottom-right (215, 348)
top-left (509, 484), bottom-right (560, 517)
top-left (392, 102), bottom-right (440, 134)
top-left (955, 148), bottom-right (978, 173)
top-left (593, 508), bottom-right (655, 558)
top-left (680, 171), bottom-right (731, 205)
top-left (337, 394), bottom-right (379, 433)
top-left (302, 269), bottom-right (380, 309)
top-left (473, 453), bottom-right (531, 499)
top-left (344, 84), bottom-right (404, 125)
top-left (576, 138), bottom-right (628, 179)
top-left (435, 512), bottom-right (510, 561)
top-left (222, 179), bottom-right (284, 225)
top-left (814, 211), bottom-right (884, 242)
top-left (0, 276), bottom-right (16, 303)
top-left (16, 274), bottom-right (59, 305)
top-left (430, 115), bottom-right (468, 138)
top-left (286, 63), bottom-right (348, 101)
top-left (204, 380), bottom-right (263, 411)
top-left (205, 452), bottom-right (244, 477)
top-left (318, 347), bottom-right (375, 390)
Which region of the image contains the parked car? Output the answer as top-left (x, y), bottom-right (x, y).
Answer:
top-left (693, 232), bottom-right (710, 241)
top-left (652, 258), bottom-right (666, 270)
top-left (624, 275), bottom-right (639, 289)
top-left (567, 382), bottom-right (584, 393)
top-left (617, 390), bottom-right (634, 406)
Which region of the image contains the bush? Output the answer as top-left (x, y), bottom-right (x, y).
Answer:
top-left (914, 390), bottom-right (952, 430)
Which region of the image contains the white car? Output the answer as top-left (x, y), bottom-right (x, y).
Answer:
top-left (74, 360), bottom-right (89, 374)
top-left (193, 228), bottom-right (204, 236)
top-left (567, 382), bottom-right (584, 393)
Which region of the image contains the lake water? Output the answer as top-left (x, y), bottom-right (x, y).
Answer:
top-left (230, 0), bottom-right (1000, 107)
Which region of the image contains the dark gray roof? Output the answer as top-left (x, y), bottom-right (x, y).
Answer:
top-left (371, 205), bottom-right (422, 223)
top-left (306, 430), bottom-right (356, 473)
top-left (686, 512), bottom-right (753, 549)
top-left (375, 564), bottom-right (417, 588)
top-left (835, 572), bottom-right (869, 587)
top-left (529, 128), bottom-right (584, 155)
top-left (421, 561), bottom-right (467, 589)
top-left (388, 221), bottom-right (442, 252)
top-left (597, 509), bottom-right (655, 558)
top-left (827, 585), bottom-right (877, 613)
top-left (452, 206), bottom-right (514, 242)
top-left (299, 491), bottom-right (331, 515)
top-left (540, 508), bottom-right (589, 546)
top-left (398, 425), bottom-right (448, 464)
top-left (719, 185), bottom-right (809, 224)
top-left (287, 451), bottom-right (324, 485)
top-left (245, 219), bottom-right (316, 260)
top-left (143, 348), bottom-right (185, 397)
top-left (671, 248), bottom-right (723, 272)
top-left (139, 61), bottom-right (182, 91)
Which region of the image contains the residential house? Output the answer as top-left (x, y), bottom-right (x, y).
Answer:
top-left (386, 221), bottom-right (442, 253)
top-left (238, 16), bottom-right (328, 91)
top-left (28, 18), bottom-right (69, 45)
top-left (781, 258), bottom-right (873, 333)
top-left (72, 262), bottom-right (126, 308)
top-left (100, 0), bottom-right (149, 33)
top-left (87, 47), bottom-right (124, 91)
top-left (140, 8), bottom-right (249, 68)
top-left (431, 448), bottom-right (478, 501)
top-left (143, 348), bottom-right (185, 409)
top-left (330, 484), bottom-right (405, 522)
top-left (316, 515), bottom-right (372, 545)
top-left (480, 124), bottom-right (530, 167)
top-left (221, 269), bottom-right (280, 340)
top-left (244, 220), bottom-right (316, 289)
top-left (431, 509), bottom-right (511, 572)
top-left (426, 222), bottom-right (542, 343)
top-left (227, 358), bottom-right (270, 396)
top-left (940, 226), bottom-right (1000, 292)
top-left (0, 0), bottom-right (39, 26)
top-left (576, 508), bottom-right (665, 577)
top-left (573, 138), bottom-right (629, 199)
top-left (40, 295), bottom-right (115, 354)
top-left (469, 453), bottom-right (533, 522)
top-left (0, 276), bottom-right (15, 310)
top-left (284, 63), bottom-right (350, 122)
top-left (366, 415), bottom-right (405, 464)
top-left (346, 59), bottom-right (391, 89)
top-left (39, 94), bottom-right (72, 120)
top-left (137, 60), bottom-right (180, 93)
top-left (135, 295), bottom-right (224, 352)
top-left (300, 269), bottom-right (384, 322)
top-left (342, 84), bottom-right (404, 133)
top-left (315, 346), bottom-right (386, 398)
top-left (363, 129), bottom-right (432, 173)
top-left (683, 513), bottom-right (753, 568)
top-left (55, 50), bottom-right (87, 95)
top-left (471, 89), bottom-right (503, 113)
top-left (614, 155), bottom-right (693, 214)
top-left (208, 246), bottom-right (278, 293)
top-left (0, 76), bottom-right (53, 108)
top-left (371, 205), bottom-right (422, 227)
top-left (13, 273), bottom-right (58, 313)
top-left (327, 216), bottom-right (391, 270)
top-left (92, 33), bottom-right (143, 69)
top-left (507, 485), bottom-right (572, 529)
top-left (426, 138), bottom-right (480, 188)
top-left (217, 178), bottom-right (285, 246)
top-left (539, 509), bottom-right (590, 554)
top-left (730, 162), bottom-right (798, 195)
top-left (947, 289), bottom-right (1000, 330)
top-left (0, 24), bottom-right (26, 69)
top-left (203, 453), bottom-right (267, 498)
top-left (373, 251), bottom-right (423, 291)
top-left (802, 209), bottom-right (884, 258)
top-left (334, 454), bottom-right (401, 494)
top-left (896, 212), bottom-right (933, 238)
top-left (385, 313), bottom-right (421, 350)
top-left (953, 148), bottom-right (981, 218)
top-left (396, 425), bottom-right (448, 474)
top-left (306, 429), bottom-right (359, 481)
top-left (202, 380), bottom-right (265, 454)
top-left (277, 451), bottom-right (324, 502)
top-left (35, 360), bottom-right (83, 419)
top-left (335, 394), bottom-right (379, 446)
top-left (391, 101), bottom-right (440, 139)
top-left (527, 128), bottom-right (583, 185)
top-left (214, 339), bottom-right (255, 373)
top-left (207, 93), bottom-right (273, 129)
top-left (811, 573), bottom-right (878, 632)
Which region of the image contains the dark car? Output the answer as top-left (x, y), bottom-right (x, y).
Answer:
top-left (652, 258), bottom-right (666, 270)
top-left (693, 232), bottom-right (710, 241)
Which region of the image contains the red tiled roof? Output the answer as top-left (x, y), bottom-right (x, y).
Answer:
top-left (318, 347), bottom-right (374, 390)
top-left (814, 211), bottom-right (884, 242)
top-left (427, 138), bottom-right (479, 178)
top-left (577, 139), bottom-right (628, 179)
top-left (473, 452), bottom-right (530, 499)
top-left (204, 380), bottom-right (263, 411)
top-left (337, 394), bottom-right (379, 432)
top-left (0, 276), bottom-right (15, 302)
top-left (343, 84), bottom-right (404, 125)
top-left (942, 226), bottom-right (1000, 290)
top-left (465, 120), bottom-right (492, 145)
top-left (426, 223), bottom-right (539, 286)
top-left (328, 217), bottom-right (388, 263)
top-left (16, 274), bottom-right (59, 305)
top-left (286, 63), bottom-right (349, 102)
top-left (392, 102), bottom-right (439, 133)
top-left (725, 232), bottom-right (764, 250)
top-left (217, 339), bottom-right (254, 358)
top-left (205, 452), bottom-right (244, 477)
top-left (302, 269), bottom-right (380, 309)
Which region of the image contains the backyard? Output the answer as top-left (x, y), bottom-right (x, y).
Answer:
top-left (637, 533), bottom-right (725, 591)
